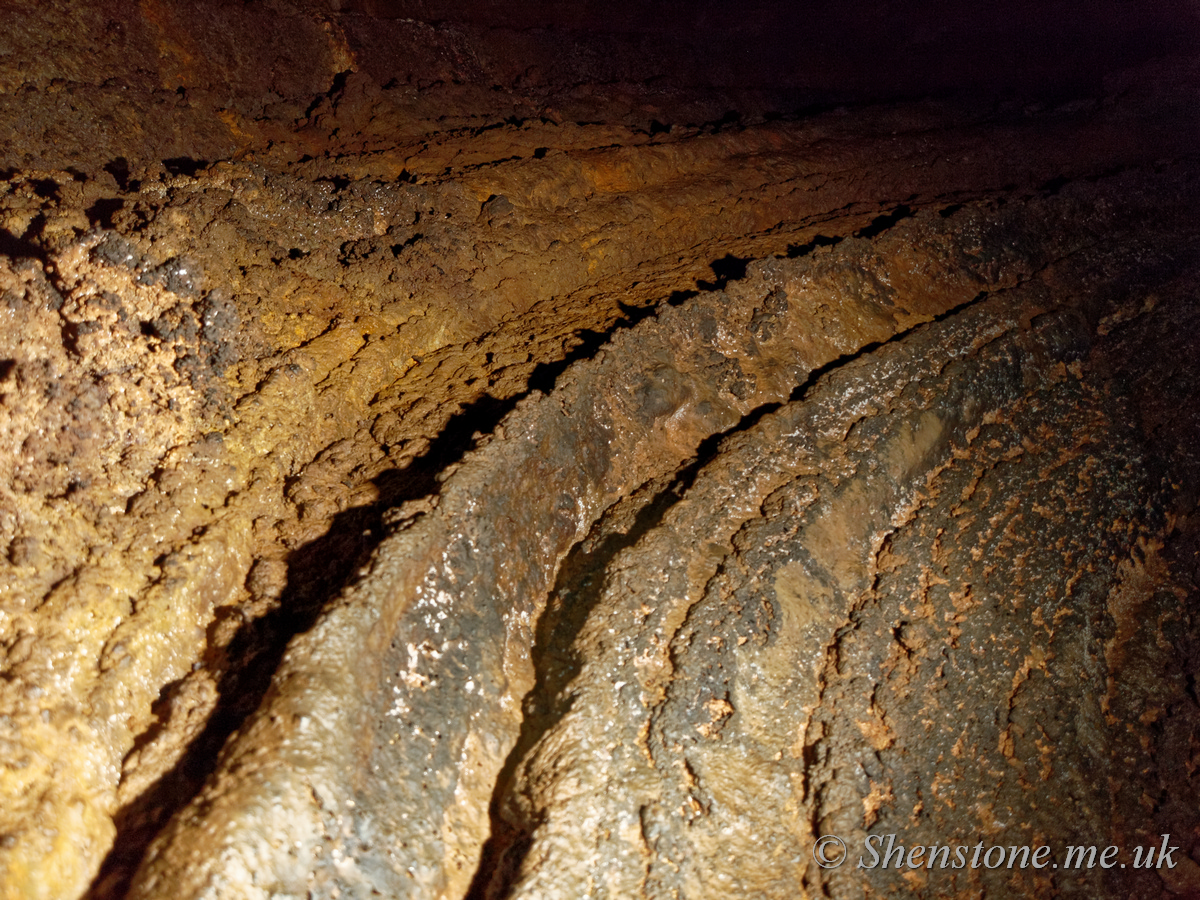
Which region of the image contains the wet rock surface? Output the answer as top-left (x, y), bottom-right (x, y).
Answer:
top-left (1, 4), bottom-right (1199, 900)
top-left (473, 244), bottom-right (1200, 900)
top-left (124, 175), bottom-right (1200, 900)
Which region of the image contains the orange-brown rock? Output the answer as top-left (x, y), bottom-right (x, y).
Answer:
top-left (1, 4), bottom-right (1199, 900)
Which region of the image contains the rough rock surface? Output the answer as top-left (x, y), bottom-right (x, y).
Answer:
top-left (473, 226), bottom-right (1200, 900)
top-left (125, 171), bottom-right (1200, 900)
top-left (0, 4), bottom-right (1199, 900)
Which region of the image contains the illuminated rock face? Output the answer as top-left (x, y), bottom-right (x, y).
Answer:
top-left (1, 4), bottom-right (1200, 900)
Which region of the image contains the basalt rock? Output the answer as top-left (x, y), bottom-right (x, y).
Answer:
top-left (128, 172), bottom-right (1200, 899)
top-left (1, 5), bottom-right (1200, 900)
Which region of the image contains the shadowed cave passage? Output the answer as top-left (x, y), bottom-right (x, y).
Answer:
top-left (0, 3), bottom-right (1199, 900)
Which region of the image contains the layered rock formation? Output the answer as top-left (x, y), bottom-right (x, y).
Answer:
top-left (1, 3), bottom-right (1199, 899)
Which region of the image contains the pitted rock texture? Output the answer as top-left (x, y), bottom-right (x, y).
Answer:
top-left (1, 5), bottom-right (1200, 900)
top-left (472, 276), bottom-right (1190, 900)
top-left (125, 171), bottom-right (1200, 900)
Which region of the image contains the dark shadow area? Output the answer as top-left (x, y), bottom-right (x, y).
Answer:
top-left (1039, 174), bottom-right (1070, 197)
top-left (695, 253), bottom-right (751, 291)
top-left (30, 178), bottom-right (59, 201)
top-left (316, 174), bottom-right (351, 191)
top-left (0, 222), bottom-right (47, 264)
top-left (103, 157), bottom-right (133, 191)
top-left (389, 232), bottom-right (423, 256)
top-left (162, 157), bottom-right (209, 178)
top-left (666, 288), bottom-right (698, 306)
top-left (703, 109), bottom-right (741, 133)
top-left (786, 233), bottom-right (843, 258)
top-left (853, 204), bottom-right (915, 239)
top-left (86, 198), bottom-right (124, 229)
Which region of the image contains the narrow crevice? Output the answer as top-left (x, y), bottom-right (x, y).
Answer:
top-left (83, 288), bottom-right (686, 900)
top-left (786, 233), bottom-right (843, 258)
top-left (458, 270), bottom-right (1033, 897)
top-left (853, 204), bottom-right (915, 239)
top-left (463, 464), bottom-right (703, 900)
top-left (85, 223), bottom-right (1111, 899)
top-left (786, 290), bottom-right (991, 407)
top-left (779, 236), bottom-right (1106, 412)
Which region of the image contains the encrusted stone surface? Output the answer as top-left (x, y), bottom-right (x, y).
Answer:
top-left (127, 171), bottom-right (1200, 900)
top-left (1, 5), bottom-right (1199, 900)
top-left (472, 252), bottom-right (1199, 900)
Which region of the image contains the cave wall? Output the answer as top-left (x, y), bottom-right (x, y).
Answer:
top-left (1, 3), bottom-right (1199, 899)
